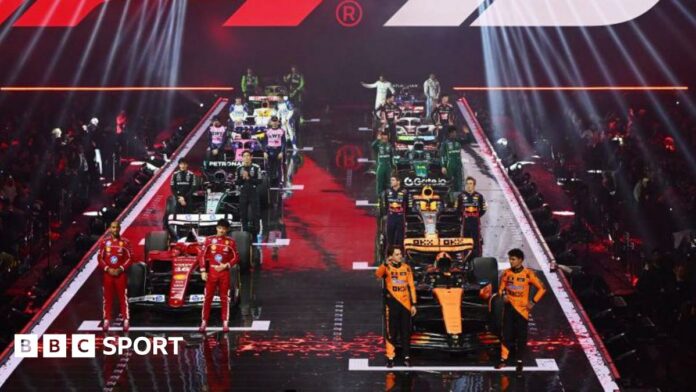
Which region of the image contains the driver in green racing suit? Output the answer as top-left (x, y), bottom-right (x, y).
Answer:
top-left (372, 131), bottom-right (394, 197)
top-left (440, 126), bottom-right (464, 193)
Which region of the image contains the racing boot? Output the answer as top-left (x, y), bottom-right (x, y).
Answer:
top-left (199, 321), bottom-right (207, 333)
top-left (102, 320), bottom-right (110, 333)
top-left (495, 360), bottom-right (507, 370)
top-left (386, 358), bottom-right (394, 368)
top-left (403, 356), bottom-right (411, 367)
top-left (122, 319), bottom-right (130, 333)
top-left (222, 321), bottom-right (230, 333)
top-left (516, 360), bottom-right (523, 377)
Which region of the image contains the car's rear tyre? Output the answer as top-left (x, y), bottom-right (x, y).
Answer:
top-left (473, 257), bottom-right (499, 293)
top-left (145, 231), bottom-right (169, 261)
top-left (258, 177), bottom-right (270, 209)
top-left (232, 231), bottom-right (253, 273)
top-left (229, 264), bottom-right (241, 306)
top-left (164, 195), bottom-right (177, 230)
top-left (127, 262), bottom-right (147, 298)
top-left (489, 293), bottom-right (504, 337)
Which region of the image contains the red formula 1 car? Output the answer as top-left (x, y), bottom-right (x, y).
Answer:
top-left (127, 230), bottom-right (251, 311)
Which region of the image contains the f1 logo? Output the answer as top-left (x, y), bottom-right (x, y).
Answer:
top-left (0, 0), bottom-right (661, 27)
top-left (386, 0), bottom-right (661, 27)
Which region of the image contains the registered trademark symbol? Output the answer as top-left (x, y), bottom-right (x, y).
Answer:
top-left (336, 0), bottom-right (362, 27)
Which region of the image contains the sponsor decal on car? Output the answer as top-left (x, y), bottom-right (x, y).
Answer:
top-left (403, 177), bottom-right (448, 187)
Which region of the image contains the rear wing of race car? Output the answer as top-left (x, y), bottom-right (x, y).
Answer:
top-left (396, 134), bottom-right (437, 143)
top-left (400, 176), bottom-right (449, 192)
top-left (404, 237), bottom-right (473, 253)
top-left (404, 237), bottom-right (474, 265)
top-left (167, 213), bottom-right (241, 228)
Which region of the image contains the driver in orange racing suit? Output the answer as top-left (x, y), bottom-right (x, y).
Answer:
top-left (496, 248), bottom-right (546, 374)
top-left (199, 219), bottom-right (238, 332)
top-left (375, 247), bottom-right (417, 368)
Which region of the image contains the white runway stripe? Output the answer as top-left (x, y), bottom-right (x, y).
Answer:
top-left (358, 127), bottom-right (372, 132)
top-left (348, 358), bottom-right (559, 372)
top-left (357, 158), bottom-right (375, 163)
top-left (355, 200), bottom-right (378, 207)
top-left (77, 320), bottom-right (271, 332)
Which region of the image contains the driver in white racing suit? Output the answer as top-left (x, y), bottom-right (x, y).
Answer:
top-left (276, 96), bottom-right (297, 150)
top-left (361, 75), bottom-right (396, 109)
top-left (229, 97), bottom-right (249, 126)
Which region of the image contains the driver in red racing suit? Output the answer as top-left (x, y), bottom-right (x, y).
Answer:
top-left (199, 219), bottom-right (238, 332)
top-left (97, 220), bottom-right (133, 332)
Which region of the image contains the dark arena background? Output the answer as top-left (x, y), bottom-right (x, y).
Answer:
top-left (0, 1), bottom-right (694, 391)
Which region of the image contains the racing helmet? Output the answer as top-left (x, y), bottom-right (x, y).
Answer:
top-left (212, 170), bottom-right (227, 185)
top-left (434, 252), bottom-right (453, 271)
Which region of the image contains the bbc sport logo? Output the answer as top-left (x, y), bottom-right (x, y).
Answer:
top-left (14, 334), bottom-right (183, 358)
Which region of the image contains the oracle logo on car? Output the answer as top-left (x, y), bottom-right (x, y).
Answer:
top-left (0, 0), bottom-right (660, 28)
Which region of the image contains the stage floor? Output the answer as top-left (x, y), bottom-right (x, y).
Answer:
top-left (0, 99), bottom-right (618, 391)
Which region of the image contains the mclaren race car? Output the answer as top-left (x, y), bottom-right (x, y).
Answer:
top-left (410, 254), bottom-right (502, 351)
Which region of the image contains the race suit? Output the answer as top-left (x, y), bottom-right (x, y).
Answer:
top-left (441, 138), bottom-right (464, 192)
top-left (375, 102), bottom-right (401, 142)
top-left (276, 100), bottom-right (296, 146)
top-left (264, 126), bottom-right (286, 186)
top-left (97, 235), bottom-right (133, 323)
top-left (381, 187), bottom-right (408, 252)
top-left (208, 125), bottom-right (227, 160)
top-left (432, 103), bottom-right (455, 135)
top-left (284, 72), bottom-right (305, 104)
top-left (229, 103), bottom-right (249, 125)
top-left (375, 262), bottom-right (416, 360)
top-left (362, 80), bottom-right (396, 109)
top-left (371, 140), bottom-right (394, 197)
top-left (171, 170), bottom-right (195, 213)
top-left (199, 235), bottom-right (238, 323)
top-left (423, 78), bottom-right (441, 119)
top-left (241, 74), bottom-right (259, 98)
top-left (455, 191), bottom-right (487, 257)
top-left (498, 266), bottom-right (547, 361)
top-left (236, 163), bottom-right (262, 233)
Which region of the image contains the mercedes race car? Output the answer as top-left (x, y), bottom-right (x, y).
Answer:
top-left (127, 230), bottom-right (251, 310)
top-left (165, 155), bottom-right (270, 240)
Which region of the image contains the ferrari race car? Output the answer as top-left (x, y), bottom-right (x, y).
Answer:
top-left (127, 230), bottom-right (251, 310)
